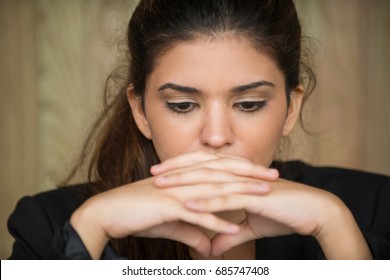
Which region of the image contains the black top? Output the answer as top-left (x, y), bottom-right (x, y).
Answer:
top-left (7, 161), bottom-right (390, 259)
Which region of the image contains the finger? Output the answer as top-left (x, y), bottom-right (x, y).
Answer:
top-left (165, 181), bottom-right (271, 201)
top-left (151, 151), bottom-right (219, 175)
top-left (192, 157), bottom-right (279, 181)
top-left (211, 222), bottom-right (256, 257)
top-left (185, 194), bottom-right (261, 214)
top-left (154, 167), bottom-right (274, 188)
top-left (168, 222), bottom-right (211, 258)
top-left (133, 222), bottom-right (211, 258)
top-left (174, 208), bottom-right (240, 236)
top-left (154, 160), bottom-right (278, 188)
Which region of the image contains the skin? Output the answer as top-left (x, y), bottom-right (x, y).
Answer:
top-left (70, 36), bottom-right (372, 260)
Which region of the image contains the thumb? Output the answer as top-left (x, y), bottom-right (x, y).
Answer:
top-left (146, 222), bottom-right (212, 258)
top-left (211, 222), bottom-right (256, 257)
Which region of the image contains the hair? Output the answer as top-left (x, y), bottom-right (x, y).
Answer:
top-left (65, 0), bottom-right (316, 259)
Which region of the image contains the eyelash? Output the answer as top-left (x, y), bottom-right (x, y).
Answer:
top-left (165, 102), bottom-right (197, 113)
top-left (165, 101), bottom-right (268, 114)
top-left (234, 101), bottom-right (268, 113)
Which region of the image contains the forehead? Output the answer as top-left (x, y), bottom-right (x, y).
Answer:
top-left (146, 36), bottom-right (285, 91)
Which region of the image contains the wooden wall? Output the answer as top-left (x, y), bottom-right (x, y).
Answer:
top-left (0, 0), bottom-right (389, 259)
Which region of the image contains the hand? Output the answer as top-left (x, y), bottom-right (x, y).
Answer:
top-left (184, 179), bottom-right (372, 259)
top-left (154, 151), bottom-right (371, 259)
top-left (70, 151), bottom-right (277, 259)
top-left (151, 150), bottom-right (279, 182)
top-left (71, 176), bottom-right (236, 259)
top-left (151, 150), bottom-right (278, 236)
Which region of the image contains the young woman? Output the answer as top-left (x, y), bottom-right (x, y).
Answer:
top-left (8, 0), bottom-right (390, 260)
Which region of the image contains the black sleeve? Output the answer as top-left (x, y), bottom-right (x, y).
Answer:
top-left (8, 195), bottom-right (71, 259)
top-left (62, 221), bottom-right (124, 259)
top-left (7, 193), bottom-right (123, 260)
top-left (363, 176), bottom-right (390, 259)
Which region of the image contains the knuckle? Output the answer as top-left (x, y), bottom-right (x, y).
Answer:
top-left (218, 195), bottom-right (232, 206)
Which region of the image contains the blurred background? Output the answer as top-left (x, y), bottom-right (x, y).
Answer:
top-left (0, 0), bottom-right (389, 259)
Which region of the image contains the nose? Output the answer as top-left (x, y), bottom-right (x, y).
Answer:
top-left (199, 105), bottom-right (234, 149)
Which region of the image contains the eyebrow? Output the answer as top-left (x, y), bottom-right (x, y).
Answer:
top-left (157, 80), bottom-right (275, 94)
top-left (231, 80), bottom-right (275, 93)
top-left (158, 83), bottom-right (201, 94)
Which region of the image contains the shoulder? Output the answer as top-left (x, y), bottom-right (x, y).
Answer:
top-left (8, 183), bottom-right (94, 235)
top-left (276, 160), bottom-right (390, 205)
top-left (276, 160), bottom-right (389, 191)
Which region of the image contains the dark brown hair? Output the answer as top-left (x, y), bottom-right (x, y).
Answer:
top-left (66, 0), bottom-right (316, 259)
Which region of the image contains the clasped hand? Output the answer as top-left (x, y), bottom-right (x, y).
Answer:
top-left (148, 151), bottom-right (334, 257)
top-left (73, 151), bottom-right (368, 259)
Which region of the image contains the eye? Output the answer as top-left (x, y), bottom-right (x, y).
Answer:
top-left (166, 102), bottom-right (197, 113)
top-left (235, 101), bottom-right (267, 113)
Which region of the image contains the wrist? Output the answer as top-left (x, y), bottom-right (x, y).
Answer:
top-left (70, 196), bottom-right (110, 259)
top-left (313, 195), bottom-right (372, 259)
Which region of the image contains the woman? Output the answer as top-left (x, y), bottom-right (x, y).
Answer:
top-left (7, 0), bottom-right (390, 259)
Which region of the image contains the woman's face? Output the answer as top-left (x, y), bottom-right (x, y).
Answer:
top-left (129, 36), bottom-right (303, 167)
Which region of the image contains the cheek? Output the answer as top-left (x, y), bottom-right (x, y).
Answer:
top-left (146, 114), bottom-right (199, 161)
top-left (237, 108), bottom-right (287, 166)
top-left (238, 126), bottom-right (283, 166)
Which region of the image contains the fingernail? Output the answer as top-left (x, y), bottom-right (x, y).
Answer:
top-left (151, 163), bottom-right (161, 171)
top-left (227, 224), bottom-right (239, 233)
top-left (257, 183), bottom-right (270, 191)
top-left (185, 200), bottom-right (199, 209)
top-left (268, 168), bottom-right (279, 176)
top-left (154, 176), bottom-right (166, 184)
